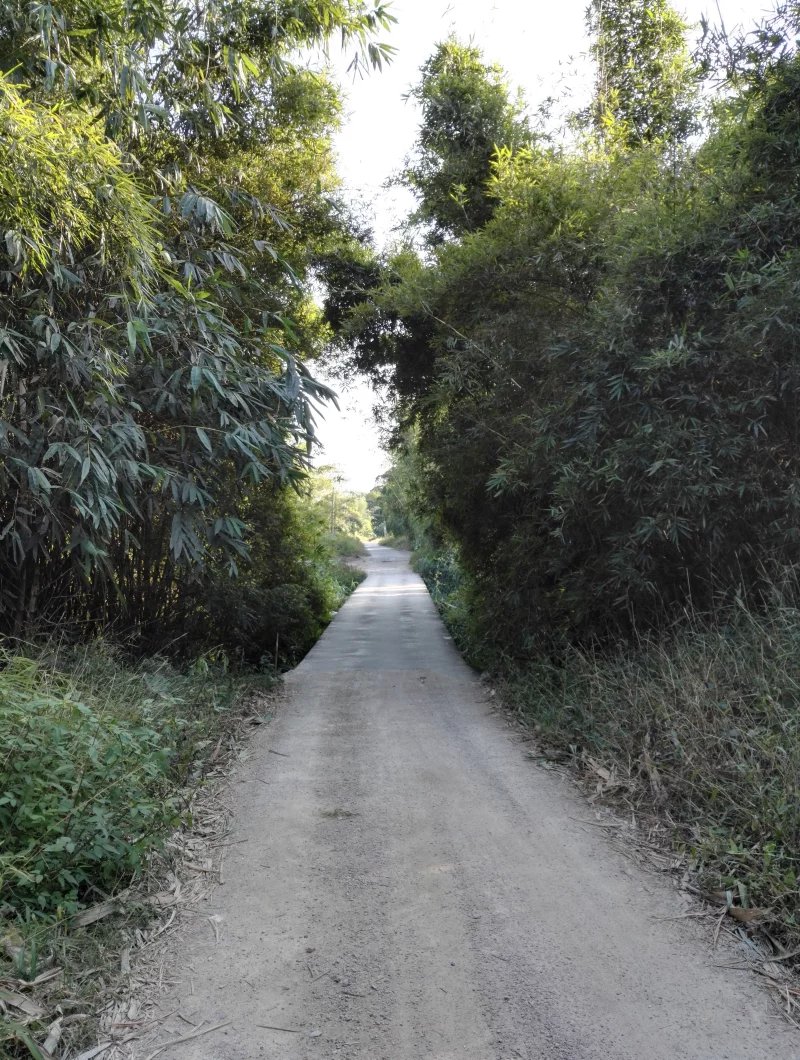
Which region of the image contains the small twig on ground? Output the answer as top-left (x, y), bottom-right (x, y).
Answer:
top-left (652, 911), bottom-right (716, 922)
top-left (712, 908), bottom-right (728, 949)
top-left (143, 1020), bottom-right (231, 1059)
top-left (568, 816), bottom-right (619, 828)
top-left (762, 948), bottom-right (800, 964)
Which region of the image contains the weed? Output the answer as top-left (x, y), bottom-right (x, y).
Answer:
top-left (0, 641), bottom-right (271, 1056)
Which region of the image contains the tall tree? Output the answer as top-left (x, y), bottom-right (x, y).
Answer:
top-left (334, 6), bottom-right (800, 654)
top-left (587, 0), bottom-right (699, 148)
top-left (401, 38), bottom-right (532, 242)
top-left (0, 0), bottom-right (394, 638)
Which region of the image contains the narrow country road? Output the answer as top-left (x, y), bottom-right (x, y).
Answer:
top-left (135, 545), bottom-right (796, 1060)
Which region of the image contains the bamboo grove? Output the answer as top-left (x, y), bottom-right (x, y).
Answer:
top-left (0, 0), bottom-right (392, 655)
top-left (333, 2), bottom-right (800, 655)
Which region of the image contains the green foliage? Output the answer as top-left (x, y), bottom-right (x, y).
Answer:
top-left (324, 530), bottom-right (367, 558)
top-left (498, 598), bottom-right (800, 945)
top-left (0, 646), bottom-right (258, 916)
top-left (0, 656), bottom-right (175, 914)
top-left (301, 465), bottom-right (373, 537)
top-left (0, 642), bottom-right (274, 1057)
top-left (0, 76), bottom-right (158, 279)
top-left (341, 15), bottom-right (800, 651)
top-left (366, 430), bottom-right (431, 542)
top-left (401, 38), bottom-right (532, 242)
top-left (165, 479), bottom-right (367, 667)
top-left (411, 542), bottom-right (492, 668)
top-left (586, 0), bottom-right (700, 148)
top-left (0, 0), bottom-right (393, 644)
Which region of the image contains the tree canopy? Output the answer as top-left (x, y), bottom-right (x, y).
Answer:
top-left (333, 2), bottom-right (800, 653)
top-left (401, 37), bottom-right (532, 242)
top-left (587, 0), bottom-right (699, 147)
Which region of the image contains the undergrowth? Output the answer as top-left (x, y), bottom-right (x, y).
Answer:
top-left (504, 609), bottom-right (800, 939)
top-left (0, 555), bottom-right (366, 1056)
top-left (0, 642), bottom-right (271, 1056)
top-left (0, 642), bottom-right (268, 919)
top-left (323, 531), bottom-right (367, 560)
top-left (378, 534), bottom-right (412, 550)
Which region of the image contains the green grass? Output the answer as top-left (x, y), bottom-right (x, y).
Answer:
top-left (323, 531), bottom-right (367, 559)
top-left (500, 607), bottom-right (800, 946)
top-left (379, 534), bottom-right (412, 550)
top-left (0, 641), bottom-right (274, 1057)
top-left (0, 643), bottom-right (271, 916)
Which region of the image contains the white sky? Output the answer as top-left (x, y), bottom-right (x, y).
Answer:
top-left (312, 0), bottom-right (774, 491)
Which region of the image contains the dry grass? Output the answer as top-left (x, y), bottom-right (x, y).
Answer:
top-left (502, 601), bottom-right (800, 966)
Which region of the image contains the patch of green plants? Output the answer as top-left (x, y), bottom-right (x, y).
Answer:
top-left (0, 655), bottom-right (175, 916)
top-left (323, 531), bottom-right (367, 559)
top-left (328, 558), bottom-right (367, 601)
top-left (379, 534), bottom-right (412, 550)
top-left (412, 544), bottom-right (491, 670)
top-left (0, 644), bottom-right (264, 919)
top-left (0, 641), bottom-right (274, 1056)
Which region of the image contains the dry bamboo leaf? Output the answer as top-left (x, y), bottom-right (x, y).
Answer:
top-left (74, 1043), bottom-right (112, 1060)
top-left (727, 906), bottom-right (768, 924)
top-left (641, 737), bottom-right (668, 806)
top-left (73, 900), bottom-right (119, 928)
top-left (43, 1017), bottom-right (63, 1055)
top-left (2, 934), bottom-right (23, 961)
top-left (29, 968), bottom-right (62, 988)
top-left (0, 986), bottom-right (46, 1019)
top-left (145, 892), bottom-right (176, 908)
top-left (586, 756), bottom-right (613, 784)
top-left (143, 1019), bottom-right (231, 1059)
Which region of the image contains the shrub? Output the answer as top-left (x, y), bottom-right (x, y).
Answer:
top-left (323, 531), bottom-right (367, 559)
top-left (0, 654), bottom-right (177, 915)
top-left (0, 642), bottom-right (266, 918)
top-left (412, 545), bottom-right (493, 670)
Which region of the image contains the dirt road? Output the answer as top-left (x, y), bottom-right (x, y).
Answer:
top-left (136, 545), bottom-right (796, 1059)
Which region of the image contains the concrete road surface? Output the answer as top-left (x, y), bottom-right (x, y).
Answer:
top-left (134, 545), bottom-right (796, 1059)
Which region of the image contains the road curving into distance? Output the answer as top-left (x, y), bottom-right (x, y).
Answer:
top-left (134, 544), bottom-right (797, 1060)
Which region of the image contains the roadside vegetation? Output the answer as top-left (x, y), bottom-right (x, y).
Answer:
top-left (0, 648), bottom-right (260, 918)
top-left (335, 2), bottom-right (800, 950)
top-left (0, 464), bottom-right (368, 1056)
top-left (0, 645), bottom-right (267, 1057)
